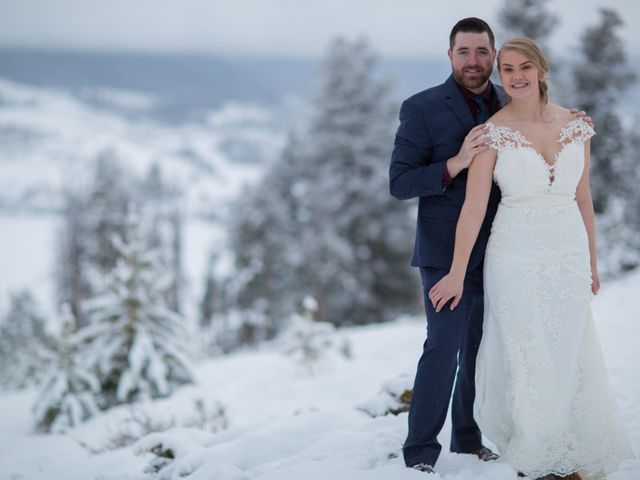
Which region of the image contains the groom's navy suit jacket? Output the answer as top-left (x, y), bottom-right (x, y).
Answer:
top-left (390, 75), bottom-right (508, 272)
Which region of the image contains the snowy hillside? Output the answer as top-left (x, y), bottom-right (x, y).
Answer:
top-left (1, 270), bottom-right (638, 480)
top-left (0, 76), bottom-right (287, 318)
top-left (0, 77), bottom-right (285, 216)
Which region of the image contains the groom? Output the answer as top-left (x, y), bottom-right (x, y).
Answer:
top-left (389, 17), bottom-right (505, 473)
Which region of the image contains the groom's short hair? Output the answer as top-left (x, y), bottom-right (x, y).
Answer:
top-left (449, 17), bottom-right (495, 49)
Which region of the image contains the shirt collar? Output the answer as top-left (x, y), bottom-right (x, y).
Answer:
top-left (457, 81), bottom-right (493, 101)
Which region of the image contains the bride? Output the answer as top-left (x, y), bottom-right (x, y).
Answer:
top-left (428, 37), bottom-right (633, 479)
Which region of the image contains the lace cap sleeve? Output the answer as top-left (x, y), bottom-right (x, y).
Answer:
top-left (559, 118), bottom-right (596, 145)
top-left (484, 122), bottom-right (531, 150)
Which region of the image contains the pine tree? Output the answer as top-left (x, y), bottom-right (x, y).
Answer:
top-left (596, 120), bottom-right (640, 276)
top-left (55, 152), bottom-right (130, 328)
top-left (228, 38), bottom-right (418, 338)
top-left (199, 251), bottom-right (236, 353)
top-left (279, 296), bottom-right (351, 373)
top-left (78, 212), bottom-right (193, 408)
top-left (572, 8), bottom-right (636, 213)
top-left (140, 163), bottom-right (184, 313)
top-left (0, 290), bottom-right (55, 390)
top-left (228, 137), bottom-right (306, 341)
top-left (84, 149), bottom-right (132, 292)
top-left (620, 125), bottom-right (640, 259)
top-left (56, 157), bottom-right (186, 329)
top-left (32, 305), bottom-right (100, 433)
top-left (56, 190), bottom-right (91, 328)
top-left (200, 252), bottom-right (218, 331)
top-left (302, 38), bottom-right (417, 325)
top-left (497, 0), bottom-right (559, 50)
top-left (166, 207), bottom-right (184, 313)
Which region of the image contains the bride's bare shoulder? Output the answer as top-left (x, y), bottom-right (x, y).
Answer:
top-left (486, 108), bottom-right (513, 127)
top-left (551, 104), bottom-right (576, 123)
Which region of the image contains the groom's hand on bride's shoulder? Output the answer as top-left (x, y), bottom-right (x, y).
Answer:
top-left (428, 273), bottom-right (464, 312)
top-left (570, 108), bottom-right (594, 128)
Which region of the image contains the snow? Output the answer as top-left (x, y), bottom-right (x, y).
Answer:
top-left (1, 272), bottom-right (638, 479)
top-left (0, 72), bottom-right (275, 319)
top-left (0, 77), bottom-right (285, 215)
top-left (0, 210), bottom-right (226, 342)
top-left (0, 214), bottom-right (58, 317)
top-left (78, 87), bottom-right (159, 111)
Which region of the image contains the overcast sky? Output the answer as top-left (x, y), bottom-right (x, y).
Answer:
top-left (0, 0), bottom-right (638, 58)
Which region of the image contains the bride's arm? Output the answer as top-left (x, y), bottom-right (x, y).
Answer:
top-left (429, 147), bottom-right (497, 312)
top-left (575, 140), bottom-right (600, 294)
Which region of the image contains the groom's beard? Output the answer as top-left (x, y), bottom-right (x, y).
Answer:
top-left (452, 65), bottom-right (493, 90)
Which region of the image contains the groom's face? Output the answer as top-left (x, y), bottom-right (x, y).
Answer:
top-left (448, 32), bottom-right (496, 92)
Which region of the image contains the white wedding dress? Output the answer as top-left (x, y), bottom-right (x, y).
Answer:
top-left (474, 118), bottom-right (633, 478)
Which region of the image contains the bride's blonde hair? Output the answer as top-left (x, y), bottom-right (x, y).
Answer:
top-left (498, 37), bottom-right (550, 105)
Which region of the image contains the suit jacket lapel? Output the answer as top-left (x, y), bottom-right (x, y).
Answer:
top-left (443, 74), bottom-right (475, 132)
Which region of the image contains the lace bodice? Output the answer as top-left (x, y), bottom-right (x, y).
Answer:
top-left (485, 118), bottom-right (595, 207)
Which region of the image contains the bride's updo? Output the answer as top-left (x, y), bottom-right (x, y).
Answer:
top-left (497, 37), bottom-right (550, 104)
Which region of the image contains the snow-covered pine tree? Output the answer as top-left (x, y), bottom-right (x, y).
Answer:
top-left (618, 125), bottom-right (640, 268)
top-left (497, 0), bottom-right (559, 51)
top-left (228, 135), bottom-right (308, 342)
top-left (300, 37), bottom-right (418, 325)
top-left (84, 149), bottom-right (132, 293)
top-left (596, 120), bottom-right (640, 276)
top-left (78, 211), bottom-right (193, 408)
top-left (0, 290), bottom-right (55, 390)
top-left (200, 251), bottom-right (219, 330)
top-left (572, 8), bottom-right (638, 276)
top-left (572, 8), bottom-right (636, 214)
top-left (56, 189), bottom-right (91, 328)
top-left (56, 157), bottom-right (185, 329)
top-left (199, 251), bottom-right (238, 353)
top-left (279, 296), bottom-right (351, 373)
top-left (139, 163), bottom-right (184, 314)
top-left (56, 149), bottom-right (132, 329)
top-left (166, 207), bottom-right (184, 313)
top-left (32, 304), bottom-right (100, 433)
top-left (229, 38), bottom-right (418, 334)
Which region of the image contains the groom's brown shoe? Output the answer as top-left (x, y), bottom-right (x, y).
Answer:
top-left (473, 446), bottom-right (499, 461)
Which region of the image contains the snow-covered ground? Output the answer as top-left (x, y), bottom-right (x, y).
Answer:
top-left (1, 270), bottom-right (638, 480)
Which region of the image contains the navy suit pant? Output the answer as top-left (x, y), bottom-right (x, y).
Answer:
top-left (403, 267), bottom-right (484, 467)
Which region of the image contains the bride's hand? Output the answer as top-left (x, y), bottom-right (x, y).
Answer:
top-left (428, 273), bottom-right (464, 312)
top-left (591, 268), bottom-right (601, 295)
